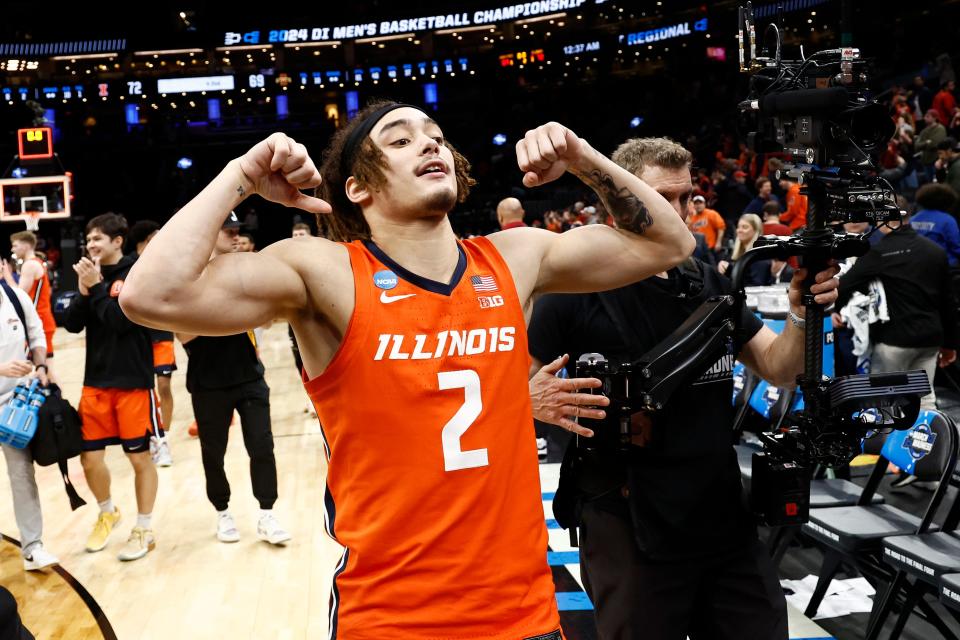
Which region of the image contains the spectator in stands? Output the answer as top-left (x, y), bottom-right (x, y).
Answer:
top-left (744, 177), bottom-right (780, 215)
top-left (911, 183), bottom-right (960, 265)
top-left (880, 141), bottom-right (920, 201)
top-left (495, 197), bottom-right (527, 230)
top-left (585, 205), bottom-right (604, 225)
top-left (911, 75), bottom-right (934, 116)
top-left (936, 137), bottom-right (960, 195)
top-left (770, 258), bottom-right (794, 284)
top-left (916, 109), bottom-right (948, 183)
top-left (778, 177), bottom-right (808, 231)
top-left (714, 169), bottom-right (753, 223)
top-left (718, 213), bottom-right (769, 285)
top-left (544, 210), bottom-right (563, 233)
top-left (761, 201), bottom-right (792, 237)
top-left (236, 232), bottom-right (256, 253)
top-left (561, 209), bottom-right (581, 230)
top-left (933, 80), bottom-right (957, 126)
top-left (686, 194), bottom-right (725, 254)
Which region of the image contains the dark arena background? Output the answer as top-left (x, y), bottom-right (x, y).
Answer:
top-left (2, 2), bottom-right (960, 639)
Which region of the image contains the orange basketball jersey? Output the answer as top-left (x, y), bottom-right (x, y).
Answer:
top-left (25, 257), bottom-right (55, 333)
top-left (304, 237), bottom-right (560, 639)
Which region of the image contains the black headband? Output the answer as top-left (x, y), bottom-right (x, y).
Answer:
top-left (339, 102), bottom-right (417, 181)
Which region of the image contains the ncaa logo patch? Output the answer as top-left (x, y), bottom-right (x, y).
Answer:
top-left (373, 270), bottom-right (398, 290)
top-left (903, 422), bottom-right (937, 461)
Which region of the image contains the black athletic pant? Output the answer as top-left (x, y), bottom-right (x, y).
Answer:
top-left (191, 379), bottom-right (278, 511)
top-left (579, 500), bottom-right (788, 640)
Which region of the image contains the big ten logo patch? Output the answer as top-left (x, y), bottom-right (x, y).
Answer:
top-left (110, 280), bottom-right (124, 298)
top-left (903, 422), bottom-right (937, 461)
top-left (478, 295), bottom-right (504, 309)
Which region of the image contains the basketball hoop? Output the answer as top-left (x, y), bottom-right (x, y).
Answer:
top-left (24, 212), bottom-right (40, 232)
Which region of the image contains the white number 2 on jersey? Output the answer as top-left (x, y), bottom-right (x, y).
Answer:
top-left (438, 370), bottom-right (488, 472)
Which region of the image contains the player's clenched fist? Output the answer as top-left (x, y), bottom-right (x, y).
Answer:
top-left (236, 132), bottom-right (331, 213)
top-left (515, 122), bottom-right (588, 188)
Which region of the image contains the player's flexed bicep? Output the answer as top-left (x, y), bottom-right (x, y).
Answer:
top-left (121, 132), bottom-right (333, 334)
top-left (491, 122), bottom-right (695, 305)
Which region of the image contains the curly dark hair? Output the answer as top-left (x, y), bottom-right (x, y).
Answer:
top-left (316, 99), bottom-right (476, 242)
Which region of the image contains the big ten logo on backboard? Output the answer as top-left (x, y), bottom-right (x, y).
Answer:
top-left (478, 295), bottom-right (504, 309)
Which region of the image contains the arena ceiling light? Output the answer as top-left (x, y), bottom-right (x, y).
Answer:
top-left (51, 53), bottom-right (118, 61)
top-left (133, 48), bottom-right (204, 56)
top-left (492, 133), bottom-right (508, 146)
top-left (283, 41), bottom-right (343, 48)
top-left (355, 33), bottom-right (414, 44)
top-left (435, 25), bottom-right (492, 35)
top-left (215, 44), bottom-right (271, 52)
top-left (515, 12), bottom-right (566, 25)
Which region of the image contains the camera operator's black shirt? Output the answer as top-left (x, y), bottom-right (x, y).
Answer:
top-left (528, 261), bottom-right (764, 561)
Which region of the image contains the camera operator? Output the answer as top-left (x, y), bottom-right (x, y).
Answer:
top-left (528, 137), bottom-right (840, 640)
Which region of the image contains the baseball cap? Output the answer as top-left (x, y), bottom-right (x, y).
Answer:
top-left (733, 170), bottom-right (747, 179)
top-left (692, 195), bottom-right (705, 203)
top-left (222, 211), bottom-right (241, 229)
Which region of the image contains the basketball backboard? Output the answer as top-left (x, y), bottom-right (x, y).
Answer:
top-left (0, 175), bottom-right (71, 223)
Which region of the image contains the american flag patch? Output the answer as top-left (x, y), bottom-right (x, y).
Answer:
top-left (471, 274), bottom-right (498, 292)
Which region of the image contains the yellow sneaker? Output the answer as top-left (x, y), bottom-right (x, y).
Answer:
top-left (118, 527), bottom-right (155, 562)
top-left (85, 508), bottom-right (121, 552)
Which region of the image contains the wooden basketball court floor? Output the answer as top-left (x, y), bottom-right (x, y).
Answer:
top-left (0, 324), bottom-right (834, 639)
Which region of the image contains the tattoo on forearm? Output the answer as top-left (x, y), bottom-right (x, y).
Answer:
top-left (580, 169), bottom-right (653, 234)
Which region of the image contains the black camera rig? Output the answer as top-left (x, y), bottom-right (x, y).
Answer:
top-left (572, 4), bottom-right (929, 527)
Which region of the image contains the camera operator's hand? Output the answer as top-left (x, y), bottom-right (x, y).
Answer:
top-left (0, 360), bottom-right (34, 378)
top-left (529, 354), bottom-right (609, 437)
top-left (787, 264), bottom-right (841, 311)
top-left (515, 123), bottom-right (588, 188)
top-left (831, 312), bottom-right (846, 328)
top-left (939, 348), bottom-right (957, 368)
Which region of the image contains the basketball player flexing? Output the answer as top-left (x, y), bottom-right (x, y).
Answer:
top-left (120, 101), bottom-right (695, 638)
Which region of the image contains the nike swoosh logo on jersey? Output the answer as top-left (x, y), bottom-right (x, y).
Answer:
top-left (380, 291), bottom-right (417, 304)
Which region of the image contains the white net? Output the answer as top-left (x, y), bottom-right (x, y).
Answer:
top-left (24, 213), bottom-right (40, 232)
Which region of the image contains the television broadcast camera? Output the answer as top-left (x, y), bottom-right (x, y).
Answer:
top-left (571, 4), bottom-right (929, 527)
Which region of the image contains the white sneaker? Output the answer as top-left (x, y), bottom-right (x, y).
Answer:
top-left (257, 513), bottom-right (291, 546)
top-left (23, 544), bottom-right (58, 571)
top-left (153, 438), bottom-right (172, 467)
top-left (217, 512), bottom-right (240, 543)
